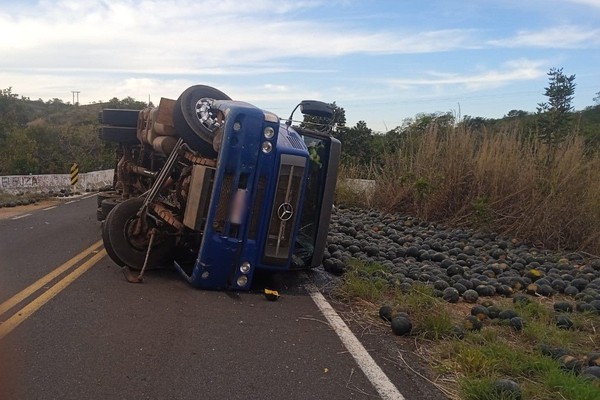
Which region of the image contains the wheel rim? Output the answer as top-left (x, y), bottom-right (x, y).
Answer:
top-left (194, 98), bottom-right (222, 133)
top-left (124, 217), bottom-right (150, 252)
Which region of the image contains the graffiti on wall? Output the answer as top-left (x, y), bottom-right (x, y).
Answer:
top-left (0, 170), bottom-right (114, 194)
top-left (1, 175), bottom-right (68, 190)
top-left (2, 176), bottom-right (38, 188)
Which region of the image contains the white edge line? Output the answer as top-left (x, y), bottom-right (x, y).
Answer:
top-left (81, 193), bottom-right (98, 200)
top-left (43, 206), bottom-right (57, 211)
top-left (64, 200), bottom-right (78, 204)
top-left (306, 284), bottom-right (405, 400)
top-left (11, 213), bottom-right (32, 220)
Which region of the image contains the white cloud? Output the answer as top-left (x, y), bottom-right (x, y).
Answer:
top-left (566, 0), bottom-right (600, 7)
top-left (262, 84), bottom-right (289, 92)
top-left (489, 25), bottom-right (600, 48)
top-left (0, 0), bottom-right (481, 107)
top-left (386, 59), bottom-right (546, 91)
top-left (0, 0), bottom-right (475, 75)
top-left (0, 70), bottom-right (321, 113)
top-left (0, 71), bottom-right (188, 103)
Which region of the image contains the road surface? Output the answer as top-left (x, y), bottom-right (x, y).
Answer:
top-left (0, 194), bottom-right (446, 399)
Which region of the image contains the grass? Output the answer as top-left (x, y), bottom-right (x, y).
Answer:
top-left (337, 258), bottom-right (392, 302)
top-left (335, 259), bottom-right (600, 400)
top-left (335, 125), bottom-right (600, 255)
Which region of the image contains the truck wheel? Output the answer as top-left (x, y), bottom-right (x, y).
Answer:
top-left (99, 126), bottom-right (139, 145)
top-left (102, 207), bottom-right (126, 267)
top-left (97, 190), bottom-right (121, 207)
top-left (96, 207), bottom-right (105, 221)
top-left (101, 197), bottom-right (122, 217)
top-left (104, 197), bottom-right (175, 270)
top-left (99, 109), bottom-right (140, 127)
top-left (173, 85), bottom-right (231, 157)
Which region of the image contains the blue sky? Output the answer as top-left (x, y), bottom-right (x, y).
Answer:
top-left (1, 0), bottom-right (599, 132)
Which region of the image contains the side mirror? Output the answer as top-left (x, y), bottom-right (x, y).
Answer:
top-left (299, 100), bottom-right (334, 119)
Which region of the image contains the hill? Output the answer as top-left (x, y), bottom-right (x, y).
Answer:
top-left (0, 89), bottom-right (149, 175)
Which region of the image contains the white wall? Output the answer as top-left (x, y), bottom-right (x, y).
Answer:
top-left (0, 169), bottom-right (114, 194)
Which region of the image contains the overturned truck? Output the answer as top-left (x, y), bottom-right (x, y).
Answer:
top-left (98, 85), bottom-right (340, 290)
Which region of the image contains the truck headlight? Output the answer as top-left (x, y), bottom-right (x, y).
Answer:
top-left (237, 275), bottom-right (248, 287)
top-left (240, 261), bottom-right (251, 274)
top-left (264, 126), bottom-right (275, 139)
top-left (262, 141), bottom-right (273, 153)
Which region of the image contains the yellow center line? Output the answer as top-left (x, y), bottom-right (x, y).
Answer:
top-left (0, 249), bottom-right (106, 340)
top-left (0, 240), bottom-right (104, 317)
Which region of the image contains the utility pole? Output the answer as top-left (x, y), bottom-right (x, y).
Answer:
top-left (71, 90), bottom-right (80, 105)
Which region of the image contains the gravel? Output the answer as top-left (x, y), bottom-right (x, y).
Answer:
top-left (324, 207), bottom-right (600, 310)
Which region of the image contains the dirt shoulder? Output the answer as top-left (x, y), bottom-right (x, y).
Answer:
top-left (0, 199), bottom-right (65, 220)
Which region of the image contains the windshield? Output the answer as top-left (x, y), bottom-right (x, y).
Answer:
top-left (293, 135), bottom-right (328, 266)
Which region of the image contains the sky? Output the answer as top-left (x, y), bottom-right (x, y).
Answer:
top-left (1, 0), bottom-right (599, 132)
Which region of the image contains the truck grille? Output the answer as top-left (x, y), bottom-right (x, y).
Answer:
top-left (263, 155), bottom-right (306, 265)
top-left (286, 132), bottom-right (305, 150)
top-left (214, 173), bottom-right (234, 234)
top-left (248, 175), bottom-right (266, 240)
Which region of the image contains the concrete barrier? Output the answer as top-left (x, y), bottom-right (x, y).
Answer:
top-left (0, 169), bottom-right (114, 194)
top-left (338, 178), bottom-right (376, 206)
top-left (346, 179), bottom-right (376, 193)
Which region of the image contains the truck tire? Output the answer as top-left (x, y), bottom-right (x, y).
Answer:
top-left (101, 197), bottom-right (122, 218)
top-left (97, 190), bottom-right (121, 207)
top-left (102, 207), bottom-right (126, 267)
top-left (173, 85), bottom-right (231, 157)
top-left (99, 109), bottom-right (140, 127)
top-left (103, 197), bottom-right (175, 270)
top-left (99, 126), bottom-right (139, 145)
top-left (96, 207), bottom-right (105, 221)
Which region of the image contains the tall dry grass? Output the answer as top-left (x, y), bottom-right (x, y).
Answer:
top-left (338, 126), bottom-right (600, 254)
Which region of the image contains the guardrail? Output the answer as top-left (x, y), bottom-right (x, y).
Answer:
top-left (0, 169), bottom-right (114, 194)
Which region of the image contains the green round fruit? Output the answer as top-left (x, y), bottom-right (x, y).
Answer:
top-left (463, 315), bottom-right (483, 331)
top-left (510, 317), bottom-right (524, 331)
top-left (493, 379), bottom-right (522, 400)
top-left (379, 305), bottom-right (393, 322)
top-left (556, 315), bottom-right (574, 330)
top-left (390, 316), bottom-right (412, 336)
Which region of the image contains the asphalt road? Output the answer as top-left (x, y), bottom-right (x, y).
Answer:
top-left (0, 195), bottom-right (447, 400)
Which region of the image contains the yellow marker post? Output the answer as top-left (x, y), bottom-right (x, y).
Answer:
top-left (70, 162), bottom-right (79, 194)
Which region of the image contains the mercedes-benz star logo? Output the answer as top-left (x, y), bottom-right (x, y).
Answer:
top-left (277, 203), bottom-right (294, 221)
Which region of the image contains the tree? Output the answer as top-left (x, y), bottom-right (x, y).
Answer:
top-left (463, 115), bottom-right (489, 131)
top-left (594, 91), bottom-right (600, 105)
top-left (105, 96), bottom-right (149, 110)
top-left (0, 87), bottom-right (28, 140)
top-left (333, 120), bottom-right (373, 164)
top-left (505, 110), bottom-right (529, 118)
top-left (536, 67), bottom-right (576, 145)
top-left (0, 129), bottom-right (39, 174)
